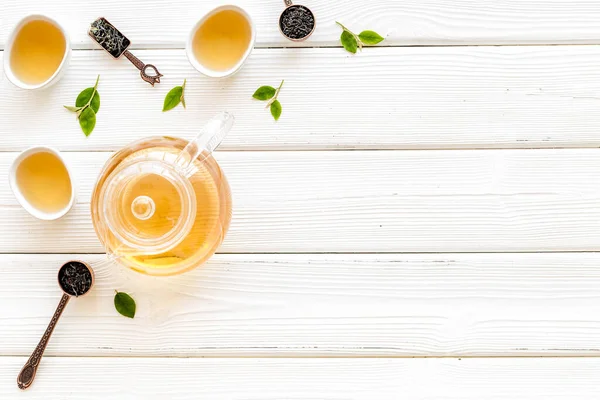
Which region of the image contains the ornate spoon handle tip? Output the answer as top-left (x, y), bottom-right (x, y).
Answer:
top-left (17, 293), bottom-right (70, 390)
top-left (123, 50), bottom-right (163, 86)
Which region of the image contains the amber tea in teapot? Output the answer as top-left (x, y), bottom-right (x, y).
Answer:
top-left (91, 113), bottom-right (233, 276)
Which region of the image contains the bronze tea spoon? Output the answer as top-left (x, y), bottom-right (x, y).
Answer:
top-left (89, 17), bottom-right (163, 86)
top-left (17, 261), bottom-right (94, 390)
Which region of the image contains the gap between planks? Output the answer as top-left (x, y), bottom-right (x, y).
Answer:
top-left (9, 251), bottom-right (600, 255)
top-left (5, 253), bottom-right (600, 357)
top-left (8, 47), bottom-right (600, 151)
top-left (9, 43), bottom-right (600, 52)
top-left (2, 356), bottom-right (599, 399)
top-left (1, 354), bottom-right (600, 359)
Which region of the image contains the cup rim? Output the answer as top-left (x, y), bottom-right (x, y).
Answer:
top-left (186, 5), bottom-right (256, 78)
top-left (9, 146), bottom-right (76, 220)
top-left (3, 14), bottom-right (71, 90)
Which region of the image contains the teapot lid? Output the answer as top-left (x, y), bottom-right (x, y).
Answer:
top-left (98, 158), bottom-right (197, 256)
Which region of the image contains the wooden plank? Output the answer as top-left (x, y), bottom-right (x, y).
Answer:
top-left (4, 47), bottom-right (600, 151)
top-left (3, 253), bottom-right (600, 357)
top-left (5, 0), bottom-right (600, 48)
top-left (2, 150), bottom-right (600, 253)
top-left (1, 357), bottom-right (599, 399)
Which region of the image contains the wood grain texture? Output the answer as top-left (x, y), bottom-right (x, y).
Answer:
top-left (3, 253), bottom-right (600, 357)
top-left (1, 357), bottom-right (600, 399)
top-left (5, 47), bottom-right (600, 151)
top-left (5, 0), bottom-right (600, 48)
top-left (4, 0), bottom-right (600, 389)
top-left (2, 150), bottom-right (600, 253)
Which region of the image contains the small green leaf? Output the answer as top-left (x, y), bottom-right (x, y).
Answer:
top-left (76, 88), bottom-right (101, 113)
top-left (65, 76), bottom-right (100, 136)
top-left (270, 100), bottom-right (282, 121)
top-left (163, 85), bottom-right (183, 112)
top-left (114, 291), bottom-right (136, 318)
top-left (181, 79), bottom-right (187, 109)
top-left (79, 107), bottom-right (96, 136)
top-left (64, 105), bottom-right (82, 113)
top-left (340, 30), bottom-right (358, 53)
top-left (358, 30), bottom-right (384, 45)
top-left (253, 86), bottom-right (276, 101)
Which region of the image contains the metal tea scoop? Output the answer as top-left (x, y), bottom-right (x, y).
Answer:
top-left (89, 17), bottom-right (163, 86)
top-left (279, 0), bottom-right (316, 41)
top-left (17, 261), bottom-right (94, 390)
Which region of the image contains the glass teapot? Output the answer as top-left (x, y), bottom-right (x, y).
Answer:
top-left (91, 112), bottom-right (233, 276)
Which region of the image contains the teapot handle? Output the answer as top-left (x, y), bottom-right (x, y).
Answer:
top-left (175, 112), bottom-right (234, 175)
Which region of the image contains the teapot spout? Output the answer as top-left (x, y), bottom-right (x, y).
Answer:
top-left (175, 112), bottom-right (234, 174)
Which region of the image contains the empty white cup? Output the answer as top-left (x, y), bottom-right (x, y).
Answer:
top-left (4, 14), bottom-right (71, 90)
top-left (9, 146), bottom-right (76, 220)
top-left (186, 5), bottom-right (256, 78)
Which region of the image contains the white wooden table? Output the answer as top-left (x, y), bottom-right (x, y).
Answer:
top-left (2, 1), bottom-right (600, 398)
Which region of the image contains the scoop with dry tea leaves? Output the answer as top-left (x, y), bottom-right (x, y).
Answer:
top-left (279, 1), bottom-right (316, 41)
top-left (17, 261), bottom-right (94, 390)
top-left (89, 17), bottom-right (163, 85)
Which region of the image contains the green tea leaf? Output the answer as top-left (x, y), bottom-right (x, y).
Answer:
top-left (270, 100), bottom-right (282, 121)
top-left (63, 105), bottom-right (82, 113)
top-left (64, 76), bottom-right (101, 137)
top-left (254, 81), bottom-right (284, 120)
top-left (76, 87), bottom-right (101, 113)
top-left (114, 291), bottom-right (136, 318)
top-left (79, 107), bottom-right (96, 136)
top-left (340, 30), bottom-right (358, 53)
top-left (163, 85), bottom-right (184, 112)
top-left (358, 30), bottom-right (384, 45)
top-left (181, 79), bottom-right (187, 109)
top-left (253, 86), bottom-right (276, 101)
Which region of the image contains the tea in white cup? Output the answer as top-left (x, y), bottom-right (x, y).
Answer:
top-left (4, 15), bottom-right (70, 89)
top-left (186, 5), bottom-right (256, 78)
top-left (9, 147), bottom-right (75, 220)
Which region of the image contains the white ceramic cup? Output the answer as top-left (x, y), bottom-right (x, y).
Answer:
top-left (186, 5), bottom-right (256, 78)
top-left (4, 14), bottom-right (71, 90)
top-left (9, 147), bottom-right (76, 220)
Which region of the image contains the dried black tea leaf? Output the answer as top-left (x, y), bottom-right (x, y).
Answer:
top-left (58, 261), bottom-right (93, 297)
top-left (279, 4), bottom-right (315, 41)
top-left (89, 18), bottom-right (131, 58)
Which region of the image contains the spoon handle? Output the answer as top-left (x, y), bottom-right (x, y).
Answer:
top-left (123, 50), bottom-right (163, 86)
top-left (17, 293), bottom-right (70, 390)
